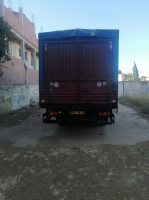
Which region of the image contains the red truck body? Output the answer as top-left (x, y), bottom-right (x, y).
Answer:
top-left (39, 29), bottom-right (119, 124)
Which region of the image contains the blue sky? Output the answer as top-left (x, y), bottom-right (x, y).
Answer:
top-left (4, 0), bottom-right (149, 77)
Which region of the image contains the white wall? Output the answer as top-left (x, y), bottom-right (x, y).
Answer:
top-left (0, 85), bottom-right (39, 113)
top-left (118, 81), bottom-right (149, 97)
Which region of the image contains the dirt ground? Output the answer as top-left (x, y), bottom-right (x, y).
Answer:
top-left (0, 104), bottom-right (149, 200)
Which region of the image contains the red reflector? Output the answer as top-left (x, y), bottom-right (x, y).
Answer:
top-left (54, 112), bottom-right (58, 116)
top-left (110, 100), bottom-right (116, 103)
top-left (98, 112), bottom-right (103, 116)
top-left (41, 100), bottom-right (46, 103)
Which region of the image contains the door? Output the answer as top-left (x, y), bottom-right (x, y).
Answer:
top-left (43, 40), bottom-right (78, 104)
top-left (43, 38), bottom-right (113, 105)
top-left (78, 39), bottom-right (113, 104)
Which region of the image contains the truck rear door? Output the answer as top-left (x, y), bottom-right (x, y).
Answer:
top-left (43, 40), bottom-right (78, 104)
top-left (43, 38), bottom-right (115, 105)
top-left (78, 38), bottom-right (113, 104)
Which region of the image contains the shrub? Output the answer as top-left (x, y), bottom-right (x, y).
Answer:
top-left (119, 94), bottom-right (149, 115)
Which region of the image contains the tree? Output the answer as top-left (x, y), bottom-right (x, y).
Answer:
top-left (0, 17), bottom-right (14, 76)
top-left (140, 76), bottom-right (146, 81)
top-left (124, 73), bottom-right (134, 81)
top-left (118, 69), bottom-right (122, 74)
top-left (133, 62), bottom-right (139, 81)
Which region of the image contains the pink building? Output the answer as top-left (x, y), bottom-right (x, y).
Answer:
top-left (0, 0), bottom-right (39, 113)
top-left (0, 0), bottom-right (39, 85)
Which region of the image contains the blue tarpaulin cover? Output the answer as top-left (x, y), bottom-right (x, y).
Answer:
top-left (38, 29), bottom-right (119, 40)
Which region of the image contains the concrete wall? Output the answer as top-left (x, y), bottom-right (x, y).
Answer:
top-left (118, 81), bottom-right (149, 97)
top-left (0, 85), bottom-right (39, 113)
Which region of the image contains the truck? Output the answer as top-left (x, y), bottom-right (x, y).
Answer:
top-left (38, 29), bottom-right (119, 124)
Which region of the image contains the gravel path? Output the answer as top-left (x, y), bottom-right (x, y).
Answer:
top-left (0, 104), bottom-right (149, 200)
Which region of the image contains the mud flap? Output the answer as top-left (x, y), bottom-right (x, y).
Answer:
top-left (109, 113), bottom-right (115, 124)
top-left (43, 113), bottom-right (57, 123)
top-left (43, 113), bottom-right (49, 123)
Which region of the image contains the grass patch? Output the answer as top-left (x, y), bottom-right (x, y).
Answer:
top-left (119, 94), bottom-right (149, 115)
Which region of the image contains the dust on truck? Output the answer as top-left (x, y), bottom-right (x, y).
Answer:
top-left (39, 29), bottom-right (119, 124)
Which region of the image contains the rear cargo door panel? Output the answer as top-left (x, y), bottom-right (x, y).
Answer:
top-left (44, 40), bottom-right (78, 103)
top-left (79, 39), bottom-right (113, 104)
top-left (43, 38), bottom-right (116, 105)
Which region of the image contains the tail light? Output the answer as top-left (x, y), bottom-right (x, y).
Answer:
top-left (103, 112), bottom-right (107, 116)
top-left (49, 111), bottom-right (58, 116)
top-left (50, 111), bottom-right (54, 116)
top-left (98, 112), bottom-right (103, 116)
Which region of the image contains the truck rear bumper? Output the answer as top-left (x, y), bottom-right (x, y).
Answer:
top-left (40, 103), bottom-right (118, 111)
top-left (43, 112), bottom-right (113, 125)
top-left (43, 105), bottom-right (115, 124)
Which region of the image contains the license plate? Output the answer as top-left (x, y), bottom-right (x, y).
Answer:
top-left (69, 111), bottom-right (85, 115)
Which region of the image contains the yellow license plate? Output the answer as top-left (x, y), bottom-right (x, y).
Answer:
top-left (69, 111), bottom-right (85, 115)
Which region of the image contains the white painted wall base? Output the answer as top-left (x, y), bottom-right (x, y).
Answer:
top-left (118, 81), bottom-right (149, 97)
top-left (0, 85), bottom-right (39, 113)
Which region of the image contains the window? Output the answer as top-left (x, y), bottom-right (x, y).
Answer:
top-left (19, 49), bottom-right (21, 57)
top-left (31, 53), bottom-right (34, 66)
top-left (25, 52), bottom-right (28, 60)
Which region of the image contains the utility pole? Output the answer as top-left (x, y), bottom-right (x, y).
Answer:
top-left (0, 0), bottom-right (4, 17)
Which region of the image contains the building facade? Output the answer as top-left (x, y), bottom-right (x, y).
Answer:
top-left (0, 0), bottom-right (39, 113)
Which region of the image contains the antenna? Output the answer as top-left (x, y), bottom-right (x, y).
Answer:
top-left (7, 0), bottom-right (12, 8)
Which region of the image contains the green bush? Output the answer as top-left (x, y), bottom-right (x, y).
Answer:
top-left (119, 94), bottom-right (149, 115)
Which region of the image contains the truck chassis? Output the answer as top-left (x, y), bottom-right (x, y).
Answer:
top-left (42, 104), bottom-right (117, 125)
